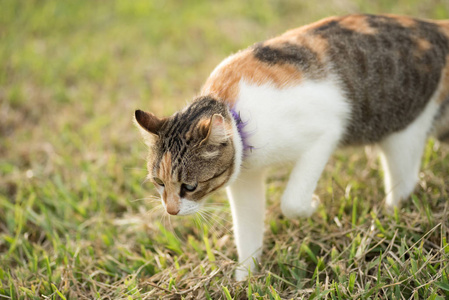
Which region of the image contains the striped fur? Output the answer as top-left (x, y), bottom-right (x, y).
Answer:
top-left (135, 97), bottom-right (239, 215)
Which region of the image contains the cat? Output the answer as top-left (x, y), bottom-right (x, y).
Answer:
top-left (134, 14), bottom-right (449, 280)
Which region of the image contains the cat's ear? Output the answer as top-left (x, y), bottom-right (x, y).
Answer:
top-left (134, 110), bottom-right (165, 145)
top-left (200, 114), bottom-right (230, 146)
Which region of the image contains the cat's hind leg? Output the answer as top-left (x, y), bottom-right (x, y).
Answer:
top-left (378, 101), bottom-right (440, 209)
top-left (433, 99), bottom-right (449, 143)
top-left (227, 169), bottom-right (266, 281)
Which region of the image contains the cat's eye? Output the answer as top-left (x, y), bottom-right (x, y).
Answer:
top-left (153, 177), bottom-right (165, 187)
top-left (182, 183), bottom-right (197, 192)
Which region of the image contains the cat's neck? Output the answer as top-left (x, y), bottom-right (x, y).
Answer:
top-left (229, 106), bottom-right (252, 154)
top-left (226, 104), bottom-right (245, 185)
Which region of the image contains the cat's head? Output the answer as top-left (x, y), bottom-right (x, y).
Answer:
top-left (134, 97), bottom-right (242, 215)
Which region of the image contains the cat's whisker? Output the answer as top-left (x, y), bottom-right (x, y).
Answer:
top-left (193, 213), bottom-right (201, 229)
top-left (131, 197), bottom-right (160, 203)
top-left (202, 211), bottom-right (233, 235)
top-left (197, 211), bottom-right (217, 236)
top-left (146, 205), bottom-right (164, 217)
top-left (200, 207), bottom-right (229, 219)
top-left (205, 215), bottom-right (228, 238)
top-left (130, 199), bottom-right (144, 203)
top-left (194, 213), bottom-right (206, 233)
top-left (142, 196), bottom-right (161, 201)
top-left (205, 215), bottom-right (232, 229)
top-left (140, 174), bottom-right (153, 187)
top-left (200, 210), bottom-right (231, 236)
top-left (196, 212), bottom-right (209, 235)
top-left (143, 195), bottom-right (160, 199)
top-left (201, 219), bottom-right (221, 237)
top-left (201, 209), bottom-right (232, 230)
top-left (201, 205), bottom-right (229, 211)
top-left (168, 215), bottom-right (183, 242)
top-left (159, 213), bottom-right (164, 229)
top-left (202, 214), bottom-right (222, 237)
top-left (144, 199), bottom-right (160, 204)
top-left (202, 202), bottom-right (229, 207)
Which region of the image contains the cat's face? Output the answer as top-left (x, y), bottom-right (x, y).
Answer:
top-left (135, 98), bottom-right (238, 215)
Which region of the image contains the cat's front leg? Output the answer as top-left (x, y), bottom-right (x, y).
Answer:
top-left (281, 136), bottom-right (339, 219)
top-left (226, 169), bottom-right (266, 281)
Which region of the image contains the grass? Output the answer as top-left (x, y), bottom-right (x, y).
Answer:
top-left (1, 0), bottom-right (449, 299)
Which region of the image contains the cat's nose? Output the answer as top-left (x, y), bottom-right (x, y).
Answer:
top-left (166, 202), bottom-right (180, 215)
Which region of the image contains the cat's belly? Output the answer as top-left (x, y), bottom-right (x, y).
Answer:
top-left (234, 79), bottom-right (351, 168)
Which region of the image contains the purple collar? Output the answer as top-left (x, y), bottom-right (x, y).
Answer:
top-left (229, 107), bottom-right (252, 154)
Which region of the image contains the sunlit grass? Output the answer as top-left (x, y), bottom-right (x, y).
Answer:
top-left (1, 0), bottom-right (449, 298)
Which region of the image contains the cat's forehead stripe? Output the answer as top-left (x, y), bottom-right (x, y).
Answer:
top-left (158, 152), bottom-right (173, 182)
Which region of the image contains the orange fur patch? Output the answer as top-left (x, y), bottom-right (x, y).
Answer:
top-left (158, 152), bottom-right (173, 182)
top-left (436, 20), bottom-right (449, 39)
top-left (304, 35), bottom-right (329, 62)
top-left (202, 50), bottom-right (303, 104)
top-left (388, 15), bottom-right (417, 28)
top-left (158, 152), bottom-right (181, 214)
top-left (264, 29), bottom-right (329, 62)
top-left (339, 15), bottom-right (377, 34)
top-left (416, 38), bottom-right (432, 52)
top-left (201, 18), bottom-right (342, 104)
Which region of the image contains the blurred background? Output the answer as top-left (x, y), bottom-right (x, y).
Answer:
top-left (1, 0), bottom-right (448, 298)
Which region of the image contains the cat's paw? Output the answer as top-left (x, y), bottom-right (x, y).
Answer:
top-left (384, 181), bottom-right (418, 213)
top-left (234, 268), bottom-right (249, 281)
top-left (281, 194), bottom-right (320, 219)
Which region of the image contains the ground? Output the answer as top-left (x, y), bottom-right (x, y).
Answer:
top-left (1, 0), bottom-right (449, 299)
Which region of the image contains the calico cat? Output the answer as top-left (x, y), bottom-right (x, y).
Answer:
top-left (134, 14), bottom-right (449, 280)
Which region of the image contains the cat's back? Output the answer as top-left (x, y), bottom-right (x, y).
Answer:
top-left (308, 14), bottom-right (449, 144)
top-left (203, 14), bottom-right (449, 145)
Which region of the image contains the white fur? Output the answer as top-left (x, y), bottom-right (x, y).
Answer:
top-left (227, 105), bottom-right (244, 186)
top-left (227, 75), bottom-right (444, 280)
top-left (201, 150), bottom-right (220, 159)
top-left (378, 100), bottom-right (439, 208)
top-left (227, 169), bottom-right (266, 281)
top-left (178, 198), bottom-right (203, 216)
top-left (227, 78), bottom-right (351, 279)
top-left (235, 78), bottom-right (350, 168)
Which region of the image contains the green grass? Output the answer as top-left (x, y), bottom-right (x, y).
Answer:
top-left (1, 0), bottom-right (449, 299)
